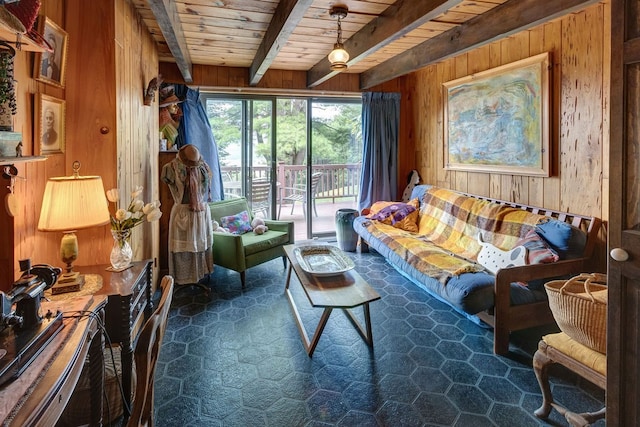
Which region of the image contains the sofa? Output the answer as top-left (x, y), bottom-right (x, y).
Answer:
top-left (209, 198), bottom-right (295, 288)
top-left (353, 185), bottom-right (601, 354)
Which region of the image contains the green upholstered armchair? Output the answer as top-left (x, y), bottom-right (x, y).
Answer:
top-left (209, 197), bottom-right (294, 288)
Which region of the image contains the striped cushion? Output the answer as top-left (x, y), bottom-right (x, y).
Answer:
top-left (516, 229), bottom-right (559, 264)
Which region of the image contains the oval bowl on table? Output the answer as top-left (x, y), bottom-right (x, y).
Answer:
top-left (293, 245), bottom-right (355, 277)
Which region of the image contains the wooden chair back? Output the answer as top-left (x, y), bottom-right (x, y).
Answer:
top-left (250, 179), bottom-right (271, 217)
top-left (309, 172), bottom-right (323, 196)
top-left (127, 275), bottom-right (174, 427)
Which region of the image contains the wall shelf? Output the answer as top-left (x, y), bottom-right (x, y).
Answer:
top-left (0, 156), bottom-right (46, 166)
top-left (0, 28), bottom-right (47, 53)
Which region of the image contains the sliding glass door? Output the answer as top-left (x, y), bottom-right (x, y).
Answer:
top-left (203, 94), bottom-right (361, 240)
top-left (309, 99), bottom-right (362, 237)
top-left (205, 97), bottom-right (275, 218)
top-left (275, 98), bottom-right (309, 236)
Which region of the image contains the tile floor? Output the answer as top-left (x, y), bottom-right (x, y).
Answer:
top-left (152, 248), bottom-right (605, 427)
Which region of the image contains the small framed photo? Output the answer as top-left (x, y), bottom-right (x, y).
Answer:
top-left (36, 94), bottom-right (65, 154)
top-left (33, 17), bottom-right (68, 88)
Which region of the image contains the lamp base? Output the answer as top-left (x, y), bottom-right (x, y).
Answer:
top-left (58, 271), bottom-right (80, 284)
top-left (51, 274), bottom-right (85, 294)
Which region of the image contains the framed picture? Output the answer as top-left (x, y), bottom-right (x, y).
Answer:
top-left (35, 94), bottom-right (65, 154)
top-left (443, 52), bottom-right (551, 177)
top-left (33, 17), bottom-right (68, 88)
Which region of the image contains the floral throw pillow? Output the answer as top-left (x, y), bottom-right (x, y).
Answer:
top-left (367, 198), bottom-right (419, 232)
top-left (220, 210), bottom-right (253, 235)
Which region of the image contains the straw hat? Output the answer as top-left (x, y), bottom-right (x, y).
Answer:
top-left (159, 94), bottom-right (183, 108)
top-left (178, 144), bottom-right (201, 166)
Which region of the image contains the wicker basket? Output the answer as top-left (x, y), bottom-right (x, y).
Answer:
top-left (544, 273), bottom-right (608, 354)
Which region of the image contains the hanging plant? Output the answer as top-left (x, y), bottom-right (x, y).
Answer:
top-left (0, 41), bottom-right (17, 115)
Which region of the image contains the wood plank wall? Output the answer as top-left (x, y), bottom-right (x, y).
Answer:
top-left (379, 2), bottom-right (609, 269)
top-left (114, 0), bottom-right (160, 266)
top-left (0, 0), bottom-right (159, 290)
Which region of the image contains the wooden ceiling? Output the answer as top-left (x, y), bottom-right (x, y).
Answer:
top-left (132, 0), bottom-right (601, 89)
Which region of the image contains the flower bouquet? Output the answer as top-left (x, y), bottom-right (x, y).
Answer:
top-left (106, 186), bottom-right (162, 270)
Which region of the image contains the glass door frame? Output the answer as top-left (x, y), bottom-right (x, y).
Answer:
top-left (201, 92), bottom-right (361, 239)
top-left (307, 96), bottom-right (362, 239)
top-left (203, 94), bottom-right (277, 218)
top-left (243, 98), bottom-right (277, 218)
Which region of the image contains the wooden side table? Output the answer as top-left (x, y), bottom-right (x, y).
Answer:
top-left (76, 260), bottom-right (153, 418)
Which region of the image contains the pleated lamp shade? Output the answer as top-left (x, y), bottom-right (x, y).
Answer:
top-left (38, 175), bottom-right (110, 231)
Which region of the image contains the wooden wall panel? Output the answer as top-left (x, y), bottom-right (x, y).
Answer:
top-left (560, 6), bottom-right (604, 217)
top-left (542, 21), bottom-right (563, 211)
top-left (115, 0), bottom-right (160, 266)
top-left (59, 0), bottom-right (118, 271)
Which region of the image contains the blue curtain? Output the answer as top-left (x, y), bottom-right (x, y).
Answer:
top-left (357, 92), bottom-right (401, 211)
top-left (174, 85), bottom-right (224, 201)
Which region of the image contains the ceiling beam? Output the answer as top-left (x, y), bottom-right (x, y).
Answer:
top-left (147, 0), bottom-right (193, 83)
top-left (250, 0), bottom-right (314, 86)
top-left (360, 0), bottom-right (601, 89)
top-left (307, 0), bottom-right (463, 88)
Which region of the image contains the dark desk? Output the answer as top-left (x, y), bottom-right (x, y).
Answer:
top-left (78, 260), bottom-right (153, 418)
top-left (47, 260), bottom-right (153, 419)
top-left (0, 295), bottom-right (107, 426)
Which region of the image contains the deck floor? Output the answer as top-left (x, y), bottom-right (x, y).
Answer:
top-left (271, 198), bottom-right (358, 241)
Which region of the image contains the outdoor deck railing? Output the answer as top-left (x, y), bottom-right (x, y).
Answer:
top-left (221, 163), bottom-right (361, 202)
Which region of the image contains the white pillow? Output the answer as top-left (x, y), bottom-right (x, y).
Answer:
top-left (476, 233), bottom-right (526, 274)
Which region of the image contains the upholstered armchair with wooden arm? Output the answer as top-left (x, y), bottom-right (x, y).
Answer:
top-left (209, 197), bottom-right (294, 288)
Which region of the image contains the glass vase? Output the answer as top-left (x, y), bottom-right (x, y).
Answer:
top-left (110, 229), bottom-right (133, 270)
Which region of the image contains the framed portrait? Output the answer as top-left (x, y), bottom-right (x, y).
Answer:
top-left (443, 52), bottom-right (551, 177)
top-left (35, 94), bottom-right (65, 155)
top-left (33, 17), bottom-right (68, 88)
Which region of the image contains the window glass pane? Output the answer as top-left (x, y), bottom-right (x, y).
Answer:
top-left (310, 100), bottom-right (362, 236)
top-left (275, 98), bottom-right (308, 239)
top-left (206, 99), bottom-right (243, 196)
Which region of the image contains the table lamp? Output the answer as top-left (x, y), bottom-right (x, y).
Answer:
top-left (38, 161), bottom-right (110, 291)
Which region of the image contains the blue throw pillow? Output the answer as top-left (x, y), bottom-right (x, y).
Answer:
top-left (535, 219), bottom-right (587, 259)
top-left (410, 184), bottom-right (432, 206)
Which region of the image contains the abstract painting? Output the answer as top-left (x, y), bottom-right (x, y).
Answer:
top-left (443, 52), bottom-right (550, 176)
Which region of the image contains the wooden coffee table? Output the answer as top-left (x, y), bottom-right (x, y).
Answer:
top-left (283, 243), bottom-right (381, 357)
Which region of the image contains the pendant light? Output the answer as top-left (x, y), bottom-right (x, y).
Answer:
top-left (328, 5), bottom-right (349, 71)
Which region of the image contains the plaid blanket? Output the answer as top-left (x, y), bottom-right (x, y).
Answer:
top-left (362, 221), bottom-right (483, 283)
top-left (418, 187), bottom-right (544, 261)
top-left (362, 187), bottom-right (547, 284)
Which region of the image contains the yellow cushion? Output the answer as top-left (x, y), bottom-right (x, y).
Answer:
top-left (542, 332), bottom-right (606, 376)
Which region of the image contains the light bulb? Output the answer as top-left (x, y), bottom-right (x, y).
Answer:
top-left (328, 44), bottom-right (349, 71)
